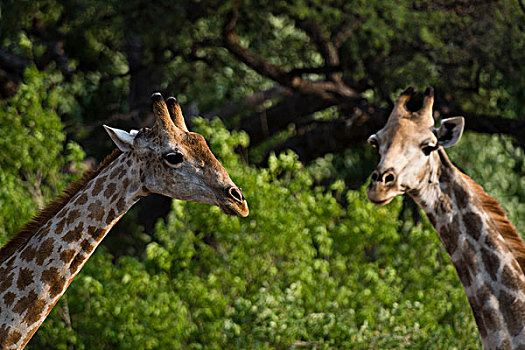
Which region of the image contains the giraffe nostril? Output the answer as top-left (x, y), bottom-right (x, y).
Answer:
top-left (228, 187), bottom-right (245, 203)
top-left (371, 172), bottom-right (379, 182)
top-left (384, 172), bottom-right (396, 184)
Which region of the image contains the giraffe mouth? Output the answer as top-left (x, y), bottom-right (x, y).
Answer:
top-left (368, 197), bottom-right (395, 206)
top-left (218, 201), bottom-right (249, 217)
top-left (219, 204), bottom-right (237, 216)
top-left (366, 182), bottom-right (399, 206)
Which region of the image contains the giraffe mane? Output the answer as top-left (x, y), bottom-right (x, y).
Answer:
top-left (460, 172), bottom-right (525, 274)
top-left (0, 149), bottom-right (123, 264)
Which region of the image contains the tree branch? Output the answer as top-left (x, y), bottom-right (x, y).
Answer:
top-left (222, 9), bottom-right (358, 100)
top-left (333, 17), bottom-right (361, 48)
top-left (294, 18), bottom-right (339, 67)
top-left (238, 92), bottom-right (348, 147)
top-left (203, 86), bottom-right (290, 120)
top-left (0, 49), bottom-right (31, 73)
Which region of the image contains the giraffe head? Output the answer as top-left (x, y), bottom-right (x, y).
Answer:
top-left (103, 93), bottom-right (249, 217)
top-left (367, 87), bottom-right (465, 205)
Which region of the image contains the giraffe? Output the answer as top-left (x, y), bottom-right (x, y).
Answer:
top-left (0, 93), bottom-right (249, 349)
top-left (366, 86), bottom-right (525, 349)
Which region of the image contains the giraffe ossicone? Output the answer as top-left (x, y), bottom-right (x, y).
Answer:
top-left (367, 87), bottom-right (525, 349)
top-left (0, 93), bottom-right (248, 349)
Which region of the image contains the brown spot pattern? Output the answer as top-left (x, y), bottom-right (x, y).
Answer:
top-left (470, 300), bottom-right (487, 337)
top-left (62, 222), bottom-right (84, 243)
top-left (0, 325), bottom-right (9, 348)
top-left (104, 183), bottom-right (116, 198)
top-left (439, 223), bottom-right (458, 255)
top-left (116, 197), bottom-right (126, 212)
top-left (476, 283), bottom-right (503, 333)
top-left (41, 267), bottom-right (66, 298)
top-left (60, 249), bottom-right (76, 264)
top-left (453, 184), bottom-right (469, 209)
top-left (463, 211), bottom-right (482, 240)
top-left (110, 165), bottom-right (124, 179)
top-left (0, 324), bottom-right (22, 347)
top-left (80, 239), bottom-right (94, 254)
top-left (13, 290), bottom-right (38, 314)
top-left (88, 200), bottom-right (104, 221)
top-left (35, 238), bottom-right (54, 266)
top-left (480, 247), bottom-right (500, 281)
top-left (455, 258), bottom-right (472, 288)
top-left (87, 225), bottom-right (104, 241)
top-left (4, 256), bottom-right (15, 268)
top-left (16, 268), bottom-right (34, 291)
top-left (55, 217), bottom-right (66, 234)
top-left (75, 192), bottom-right (88, 205)
top-left (501, 265), bottom-right (524, 291)
top-left (484, 235), bottom-right (495, 249)
top-left (439, 216), bottom-right (459, 255)
top-left (69, 253), bottom-right (86, 274)
top-left (106, 208), bottom-right (116, 225)
top-left (458, 239), bottom-right (479, 288)
top-left (500, 290), bottom-right (525, 337)
top-left (20, 245), bottom-right (37, 263)
top-left (65, 209), bottom-right (80, 226)
top-left (91, 175), bottom-right (107, 196)
top-left (0, 273), bottom-right (14, 291)
top-left (23, 296), bottom-right (46, 325)
top-left (3, 291), bottom-right (15, 305)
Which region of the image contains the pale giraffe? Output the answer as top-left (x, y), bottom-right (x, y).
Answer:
top-left (0, 93), bottom-right (249, 349)
top-left (367, 86), bottom-right (525, 349)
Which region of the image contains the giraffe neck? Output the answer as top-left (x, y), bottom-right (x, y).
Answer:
top-left (0, 151), bottom-right (145, 349)
top-left (411, 149), bottom-right (525, 349)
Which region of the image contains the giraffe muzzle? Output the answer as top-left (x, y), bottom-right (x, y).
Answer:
top-left (367, 168), bottom-right (399, 206)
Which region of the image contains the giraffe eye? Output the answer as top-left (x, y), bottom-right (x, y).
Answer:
top-left (421, 143), bottom-right (438, 156)
top-left (163, 152), bottom-right (184, 166)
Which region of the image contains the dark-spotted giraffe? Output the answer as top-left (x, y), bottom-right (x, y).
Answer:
top-left (367, 87), bottom-right (525, 349)
top-left (0, 93), bottom-right (249, 349)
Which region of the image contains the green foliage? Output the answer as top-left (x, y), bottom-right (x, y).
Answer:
top-left (0, 66), bottom-right (83, 242)
top-left (27, 119), bottom-right (503, 349)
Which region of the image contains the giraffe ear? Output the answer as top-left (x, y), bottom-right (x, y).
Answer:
top-left (435, 117), bottom-right (465, 147)
top-left (103, 125), bottom-right (136, 152)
